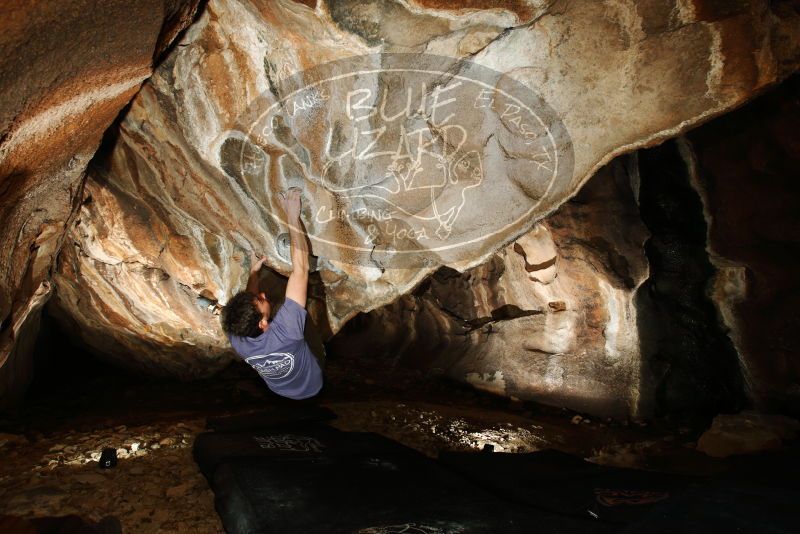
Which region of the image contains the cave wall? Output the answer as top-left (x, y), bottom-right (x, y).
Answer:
top-left (46, 0), bottom-right (800, 383)
top-left (329, 159), bottom-right (652, 417)
top-left (1, 0), bottom-right (799, 414)
top-left (683, 75), bottom-right (800, 414)
top-left (330, 77), bottom-right (800, 418)
top-left (634, 140), bottom-right (746, 418)
top-left (0, 0), bottom-right (203, 407)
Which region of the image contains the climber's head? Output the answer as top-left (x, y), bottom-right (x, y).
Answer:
top-left (221, 291), bottom-right (272, 337)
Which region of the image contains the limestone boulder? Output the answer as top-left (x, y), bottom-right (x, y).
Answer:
top-left (697, 411), bottom-right (800, 458)
top-left (683, 75), bottom-right (800, 414)
top-left (0, 0), bottom-right (202, 405)
top-left (50, 0), bottom-right (800, 378)
top-left (332, 126), bottom-right (779, 419)
top-left (330, 160), bottom-right (652, 418)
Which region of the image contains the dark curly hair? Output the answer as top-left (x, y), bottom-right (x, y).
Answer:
top-left (221, 291), bottom-right (262, 337)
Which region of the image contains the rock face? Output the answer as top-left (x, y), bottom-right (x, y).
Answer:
top-left (332, 129), bottom-right (771, 419)
top-left (683, 75), bottom-right (800, 414)
top-left (333, 79), bottom-right (800, 419)
top-left (330, 160), bottom-right (652, 417)
top-left (46, 0), bottom-right (800, 388)
top-left (697, 411), bottom-right (800, 458)
top-left (0, 0), bottom-right (202, 405)
top-left (634, 139), bottom-right (748, 417)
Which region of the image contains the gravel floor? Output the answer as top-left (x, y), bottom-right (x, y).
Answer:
top-left (0, 357), bottom-right (712, 532)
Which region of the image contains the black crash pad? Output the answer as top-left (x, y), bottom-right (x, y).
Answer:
top-left (621, 478), bottom-right (800, 533)
top-left (211, 454), bottom-right (603, 534)
top-left (194, 424), bottom-right (419, 479)
top-left (197, 426), bottom-right (608, 534)
top-left (438, 449), bottom-right (693, 525)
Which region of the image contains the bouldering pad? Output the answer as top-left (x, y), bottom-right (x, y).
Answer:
top-left (194, 424), bottom-right (418, 479)
top-left (438, 449), bottom-right (692, 525)
top-left (211, 454), bottom-right (598, 533)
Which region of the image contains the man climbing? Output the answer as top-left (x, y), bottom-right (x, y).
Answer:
top-left (220, 188), bottom-right (324, 400)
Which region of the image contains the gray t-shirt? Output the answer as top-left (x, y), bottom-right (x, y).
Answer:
top-left (228, 297), bottom-right (323, 400)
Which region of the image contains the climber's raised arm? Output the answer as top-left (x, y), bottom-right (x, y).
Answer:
top-left (281, 188), bottom-right (309, 308)
top-left (221, 186), bottom-right (323, 401)
top-left (246, 250), bottom-right (267, 295)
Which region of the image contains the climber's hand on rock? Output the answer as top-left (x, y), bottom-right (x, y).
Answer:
top-left (280, 188), bottom-right (302, 222)
top-left (249, 250), bottom-right (267, 273)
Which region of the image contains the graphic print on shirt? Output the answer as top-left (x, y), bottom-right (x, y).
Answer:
top-left (245, 352), bottom-right (295, 379)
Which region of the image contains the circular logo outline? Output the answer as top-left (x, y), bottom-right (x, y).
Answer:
top-left (235, 53), bottom-right (573, 268)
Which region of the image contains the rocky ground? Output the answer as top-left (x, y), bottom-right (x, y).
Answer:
top-left (0, 354), bottom-right (779, 533)
top-left (0, 418), bottom-right (215, 532)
